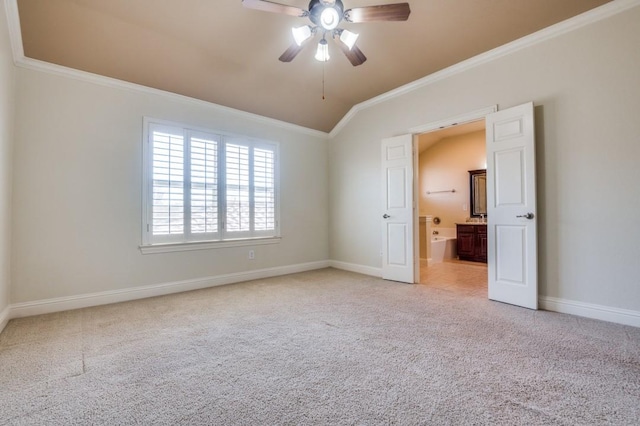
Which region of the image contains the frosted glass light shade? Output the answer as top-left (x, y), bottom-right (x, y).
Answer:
top-left (292, 26), bottom-right (312, 46)
top-left (320, 7), bottom-right (340, 30)
top-left (339, 29), bottom-right (359, 50)
top-left (315, 39), bottom-right (330, 62)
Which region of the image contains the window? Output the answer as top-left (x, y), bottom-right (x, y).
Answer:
top-left (142, 119), bottom-right (279, 250)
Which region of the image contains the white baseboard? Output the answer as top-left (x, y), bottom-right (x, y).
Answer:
top-left (4, 262), bottom-right (639, 330)
top-left (8, 260), bottom-right (330, 320)
top-left (0, 305), bottom-right (10, 334)
top-left (539, 296), bottom-right (640, 328)
top-left (329, 260), bottom-right (382, 278)
top-left (329, 260), bottom-right (640, 328)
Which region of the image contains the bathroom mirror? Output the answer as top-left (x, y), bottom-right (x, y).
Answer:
top-left (469, 169), bottom-right (487, 217)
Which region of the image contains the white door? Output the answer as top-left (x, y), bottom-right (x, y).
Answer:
top-left (381, 134), bottom-right (415, 283)
top-left (486, 102), bottom-right (538, 309)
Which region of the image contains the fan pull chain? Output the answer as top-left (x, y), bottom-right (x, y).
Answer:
top-left (322, 61), bottom-right (326, 100)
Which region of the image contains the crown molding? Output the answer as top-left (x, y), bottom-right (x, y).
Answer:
top-left (328, 0), bottom-right (640, 138)
top-left (3, 0), bottom-right (22, 60)
top-left (3, 1), bottom-right (328, 140)
top-left (5, 0), bottom-right (639, 140)
top-left (16, 57), bottom-right (330, 139)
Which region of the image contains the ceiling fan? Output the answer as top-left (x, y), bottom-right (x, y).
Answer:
top-left (242, 0), bottom-right (411, 66)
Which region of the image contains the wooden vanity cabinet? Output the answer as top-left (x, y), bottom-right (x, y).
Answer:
top-left (456, 224), bottom-right (487, 263)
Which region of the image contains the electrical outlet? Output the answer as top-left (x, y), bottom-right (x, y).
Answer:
top-left (248, 250), bottom-right (255, 260)
top-left (463, 203), bottom-right (468, 211)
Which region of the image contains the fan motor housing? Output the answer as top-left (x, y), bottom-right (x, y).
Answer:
top-left (308, 0), bottom-right (344, 28)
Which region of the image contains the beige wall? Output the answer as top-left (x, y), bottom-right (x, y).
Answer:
top-left (11, 68), bottom-right (329, 303)
top-left (0, 3), bottom-right (15, 323)
top-left (329, 6), bottom-right (640, 311)
top-left (419, 130), bottom-right (485, 227)
top-left (4, 2), bottom-right (640, 325)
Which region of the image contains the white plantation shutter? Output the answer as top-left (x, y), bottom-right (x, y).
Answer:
top-left (143, 119), bottom-right (279, 247)
top-left (150, 125), bottom-right (185, 241)
top-left (225, 143), bottom-right (251, 234)
top-left (190, 134), bottom-right (219, 236)
top-left (253, 147), bottom-right (276, 232)
top-left (224, 142), bottom-right (276, 238)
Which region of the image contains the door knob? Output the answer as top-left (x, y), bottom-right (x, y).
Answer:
top-left (516, 212), bottom-right (535, 220)
top-left (383, 214), bottom-right (390, 219)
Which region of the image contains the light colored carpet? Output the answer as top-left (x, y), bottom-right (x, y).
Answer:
top-left (1, 267), bottom-right (639, 425)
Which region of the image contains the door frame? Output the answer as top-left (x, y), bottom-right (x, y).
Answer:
top-left (407, 106), bottom-right (497, 282)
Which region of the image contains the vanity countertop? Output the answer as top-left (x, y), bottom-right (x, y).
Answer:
top-left (456, 222), bottom-right (487, 225)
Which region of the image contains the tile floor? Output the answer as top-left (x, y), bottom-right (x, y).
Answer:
top-left (418, 259), bottom-right (487, 297)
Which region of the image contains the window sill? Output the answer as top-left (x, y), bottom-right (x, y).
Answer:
top-left (139, 237), bottom-right (281, 254)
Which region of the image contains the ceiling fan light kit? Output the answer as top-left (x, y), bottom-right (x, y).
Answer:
top-left (242, 0), bottom-right (410, 66)
top-left (338, 29), bottom-right (358, 50)
top-left (315, 38), bottom-right (330, 62)
top-left (292, 25), bottom-right (313, 46)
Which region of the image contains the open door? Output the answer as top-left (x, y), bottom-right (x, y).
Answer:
top-left (381, 134), bottom-right (415, 283)
top-left (486, 102), bottom-right (538, 309)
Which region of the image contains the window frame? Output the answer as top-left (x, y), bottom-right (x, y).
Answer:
top-left (141, 117), bottom-right (280, 253)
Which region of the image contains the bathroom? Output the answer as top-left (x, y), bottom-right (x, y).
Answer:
top-left (418, 121), bottom-right (487, 267)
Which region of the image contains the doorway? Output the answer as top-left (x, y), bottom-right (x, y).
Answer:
top-left (416, 120), bottom-right (488, 294)
top-left (382, 103), bottom-right (537, 308)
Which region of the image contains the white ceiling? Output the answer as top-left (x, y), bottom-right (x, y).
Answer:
top-left (16, 0), bottom-right (612, 132)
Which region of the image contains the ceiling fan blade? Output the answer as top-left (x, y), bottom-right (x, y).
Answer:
top-left (336, 42), bottom-right (367, 66)
top-left (242, 0), bottom-right (307, 17)
top-left (344, 3), bottom-right (411, 23)
top-left (344, 45), bottom-right (367, 66)
top-left (278, 42), bottom-right (306, 62)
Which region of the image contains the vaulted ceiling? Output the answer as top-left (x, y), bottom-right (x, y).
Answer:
top-left (16, 0), bottom-right (612, 132)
